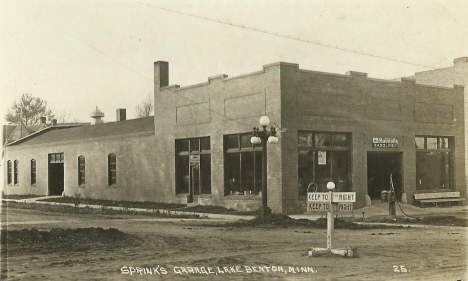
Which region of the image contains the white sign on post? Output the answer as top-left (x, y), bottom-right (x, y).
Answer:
top-left (307, 192), bottom-right (329, 202)
top-left (332, 192), bottom-right (356, 203)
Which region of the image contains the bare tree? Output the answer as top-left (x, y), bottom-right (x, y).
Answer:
top-left (135, 95), bottom-right (154, 118)
top-left (5, 93), bottom-right (54, 125)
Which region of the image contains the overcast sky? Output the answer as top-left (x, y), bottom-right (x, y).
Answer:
top-left (1, 0), bottom-right (467, 124)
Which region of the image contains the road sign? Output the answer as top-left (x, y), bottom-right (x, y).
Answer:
top-left (307, 202), bottom-right (353, 211)
top-left (332, 192), bottom-right (356, 203)
top-left (307, 192), bottom-right (330, 202)
top-left (308, 202), bottom-right (331, 211)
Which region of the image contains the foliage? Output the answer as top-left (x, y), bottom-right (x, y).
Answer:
top-left (135, 95), bottom-right (154, 118)
top-left (5, 93), bottom-right (54, 125)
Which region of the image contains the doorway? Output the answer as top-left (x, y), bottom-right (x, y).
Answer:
top-left (367, 152), bottom-right (402, 201)
top-left (48, 153), bottom-right (64, 196)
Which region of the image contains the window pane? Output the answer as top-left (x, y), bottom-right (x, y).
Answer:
top-left (416, 152), bottom-right (426, 190)
top-left (226, 135), bottom-right (239, 150)
top-left (192, 165), bottom-right (200, 195)
top-left (179, 139), bottom-right (189, 152)
top-left (241, 152), bottom-right (255, 194)
top-left (298, 132), bottom-right (313, 147)
top-left (440, 137), bottom-right (449, 149)
top-left (298, 150), bottom-right (314, 195)
top-left (315, 134), bottom-right (331, 148)
top-left (333, 134), bottom-right (347, 147)
top-left (176, 155), bottom-right (189, 194)
top-left (200, 155), bottom-right (211, 194)
top-left (201, 137), bottom-right (210, 151)
top-left (426, 152), bottom-right (441, 189)
top-left (332, 151), bottom-right (348, 191)
top-left (241, 134), bottom-right (253, 149)
top-left (415, 137), bottom-right (425, 149)
top-left (440, 152), bottom-right (451, 189)
top-left (427, 138), bottom-right (437, 150)
top-left (226, 153), bottom-right (240, 194)
top-left (190, 139), bottom-right (200, 152)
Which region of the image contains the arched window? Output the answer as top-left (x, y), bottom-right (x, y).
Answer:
top-left (14, 160), bottom-right (19, 185)
top-left (108, 154), bottom-right (116, 186)
top-left (78, 156), bottom-right (85, 186)
top-left (31, 159), bottom-right (36, 185)
top-left (7, 161), bottom-right (12, 185)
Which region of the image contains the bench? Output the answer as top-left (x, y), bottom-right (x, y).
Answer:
top-left (414, 192), bottom-right (465, 207)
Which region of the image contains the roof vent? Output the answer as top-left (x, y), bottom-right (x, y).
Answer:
top-left (90, 106), bottom-right (105, 124)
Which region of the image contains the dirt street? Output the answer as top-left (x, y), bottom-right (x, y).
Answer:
top-left (1, 204), bottom-right (467, 281)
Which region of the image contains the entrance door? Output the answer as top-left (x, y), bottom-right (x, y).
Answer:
top-left (367, 152), bottom-right (402, 201)
top-left (48, 153), bottom-right (65, 196)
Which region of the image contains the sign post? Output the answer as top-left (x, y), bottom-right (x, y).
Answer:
top-left (308, 182), bottom-right (355, 257)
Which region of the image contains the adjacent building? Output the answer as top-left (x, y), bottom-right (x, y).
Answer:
top-left (3, 61), bottom-right (465, 214)
top-left (404, 57), bottom-right (468, 197)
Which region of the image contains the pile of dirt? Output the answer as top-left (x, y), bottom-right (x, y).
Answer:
top-left (375, 215), bottom-right (467, 227)
top-left (225, 214), bottom-right (407, 229)
top-left (1, 227), bottom-right (138, 255)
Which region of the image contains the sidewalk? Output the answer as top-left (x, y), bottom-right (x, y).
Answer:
top-left (2, 196), bottom-right (255, 222)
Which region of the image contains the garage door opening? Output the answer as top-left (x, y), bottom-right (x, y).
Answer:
top-left (49, 153), bottom-right (64, 196)
top-left (367, 152), bottom-right (402, 201)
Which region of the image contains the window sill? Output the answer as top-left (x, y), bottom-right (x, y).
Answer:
top-left (175, 193), bottom-right (212, 198)
top-left (30, 184), bottom-right (36, 187)
top-left (108, 185), bottom-right (118, 188)
top-left (78, 185), bottom-right (86, 188)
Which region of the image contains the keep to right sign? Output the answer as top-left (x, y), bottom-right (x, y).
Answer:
top-left (308, 202), bottom-right (354, 211)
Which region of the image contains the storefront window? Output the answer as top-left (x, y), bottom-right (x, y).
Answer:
top-left (176, 137), bottom-right (211, 195)
top-left (415, 136), bottom-right (453, 190)
top-left (298, 132), bottom-right (350, 195)
top-left (225, 133), bottom-right (262, 195)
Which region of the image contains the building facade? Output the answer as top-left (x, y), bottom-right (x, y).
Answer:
top-left (404, 57), bottom-right (468, 198)
top-left (3, 61), bottom-right (465, 214)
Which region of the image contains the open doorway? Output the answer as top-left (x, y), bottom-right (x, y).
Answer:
top-left (48, 153), bottom-right (64, 196)
top-left (367, 152), bottom-right (402, 201)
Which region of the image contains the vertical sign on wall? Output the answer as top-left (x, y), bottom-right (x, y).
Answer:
top-left (318, 151), bottom-right (326, 165)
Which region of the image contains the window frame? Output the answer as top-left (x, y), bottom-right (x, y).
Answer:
top-left (415, 136), bottom-right (454, 190)
top-left (31, 159), bottom-right (36, 186)
top-left (13, 160), bottom-right (19, 185)
top-left (108, 153), bottom-right (117, 186)
top-left (78, 155), bottom-right (86, 186)
top-left (224, 133), bottom-right (263, 196)
top-left (297, 131), bottom-right (351, 194)
top-left (7, 160), bottom-right (12, 185)
top-left (175, 137), bottom-right (211, 195)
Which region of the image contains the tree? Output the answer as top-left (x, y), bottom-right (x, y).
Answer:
top-left (5, 93), bottom-right (54, 125)
top-left (135, 95), bottom-right (154, 118)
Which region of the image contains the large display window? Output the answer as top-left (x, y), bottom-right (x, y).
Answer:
top-left (298, 131), bottom-right (351, 195)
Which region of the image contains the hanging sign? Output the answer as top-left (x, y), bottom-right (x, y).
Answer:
top-left (318, 151), bottom-right (327, 165)
top-left (372, 137), bottom-right (398, 148)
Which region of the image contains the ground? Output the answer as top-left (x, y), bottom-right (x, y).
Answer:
top-left (1, 202), bottom-right (467, 281)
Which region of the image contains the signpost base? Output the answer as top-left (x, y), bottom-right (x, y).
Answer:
top-left (308, 247), bottom-right (354, 258)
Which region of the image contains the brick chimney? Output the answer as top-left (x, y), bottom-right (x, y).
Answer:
top-left (454, 57), bottom-right (468, 65)
top-left (116, 108), bottom-right (126, 121)
top-left (154, 61), bottom-right (169, 93)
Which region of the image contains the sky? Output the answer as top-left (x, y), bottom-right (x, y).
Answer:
top-left (1, 0), bottom-right (467, 124)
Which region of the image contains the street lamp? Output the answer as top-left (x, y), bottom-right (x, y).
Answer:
top-left (251, 115), bottom-right (278, 218)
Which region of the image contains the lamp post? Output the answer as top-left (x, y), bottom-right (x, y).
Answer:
top-left (251, 116), bottom-right (278, 218)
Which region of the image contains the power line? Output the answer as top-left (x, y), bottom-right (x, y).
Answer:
top-left (137, 2), bottom-right (435, 70)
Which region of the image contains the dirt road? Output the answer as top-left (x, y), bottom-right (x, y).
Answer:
top-left (1, 204), bottom-right (467, 281)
